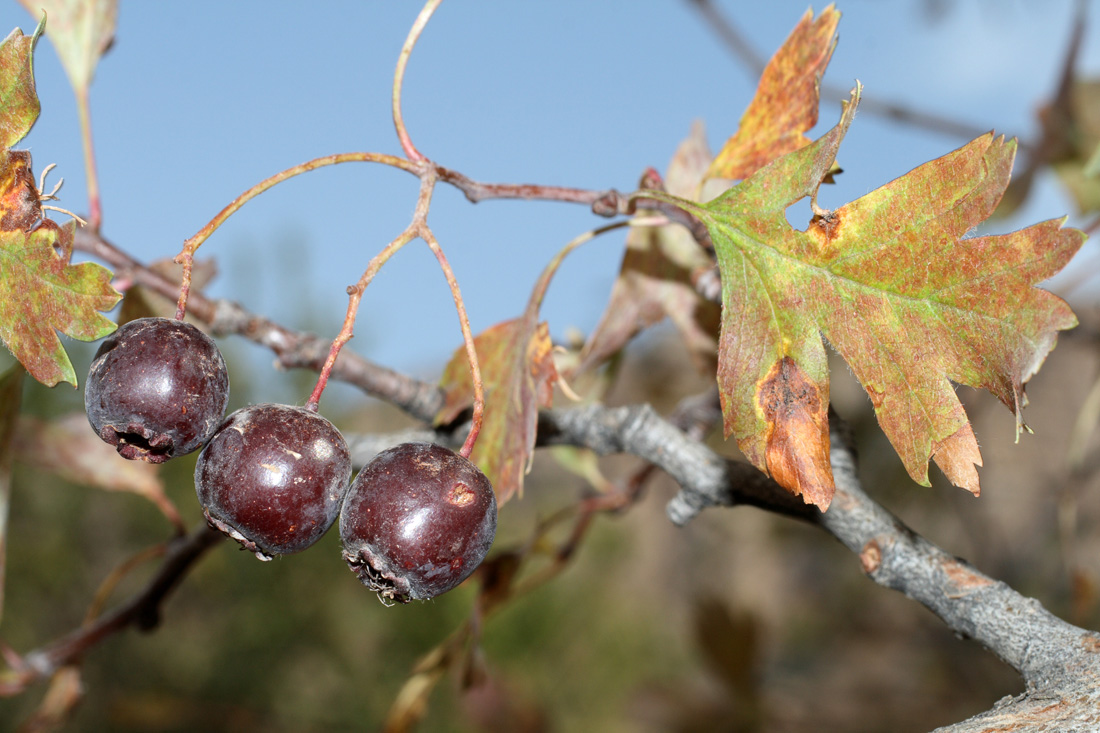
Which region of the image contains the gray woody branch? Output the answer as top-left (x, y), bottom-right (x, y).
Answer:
top-left (540, 402), bottom-right (1100, 732)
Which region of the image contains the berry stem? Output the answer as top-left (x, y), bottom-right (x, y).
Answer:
top-left (305, 228), bottom-right (418, 412)
top-left (76, 88), bottom-right (102, 230)
top-left (393, 0), bottom-right (444, 162)
top-left (421, 229), bottom-right (484, 459)
top-left (305, 165), bottom-right (442, 411)
top-left (174, 252), bottom-right (192, 321)
top-left (172, 152), bottom-right (418, 317)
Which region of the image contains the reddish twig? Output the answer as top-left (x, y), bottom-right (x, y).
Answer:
top-left (392, 0), bottom-right (444, 162)
top-left (305, 224), bottom-right (419, 411)
top-left (435, 166), bottom-right (624, 215)
top-left (75, 87), bottom-right (102, 230)
top-left (421, 227), bottom-right (485, 458)
top-left (171, 152), bottom-right (417, 319)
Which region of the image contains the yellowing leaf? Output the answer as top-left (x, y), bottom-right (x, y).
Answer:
top-left (0, 220), bottom-right (121, 386)
top-left (578, 122), bottom-right (719, 375)
top-left (706, 6), bottom-right (839, 182)
top-left (0, 21), bottom-right (42, 149)
top-left (17, 0), bottom-right (116, 93)
top-left (650, 88), bottom-right (1083, 509)
top-left (437, 317), bottom-right (558, 503)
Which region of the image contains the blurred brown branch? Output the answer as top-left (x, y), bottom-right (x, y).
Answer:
top-left (0, 523), bottom-right (223, 695)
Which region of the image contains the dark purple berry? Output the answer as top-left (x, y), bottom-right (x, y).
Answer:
top-left (195, 403), bottom-right (351, 561)
top-left (85, 317), bottom-right (229, 463)
top-left (340, 442), bottom-right (497, 604)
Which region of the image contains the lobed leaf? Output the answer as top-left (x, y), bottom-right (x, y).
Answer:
top-left (705, 5), bottom-right (839, 182)
top-left (667, 87), bottom-right (1083, 509)
top-left (0, 220), bottom-right (121, 387)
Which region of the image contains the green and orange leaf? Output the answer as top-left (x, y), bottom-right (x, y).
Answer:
top-left (0, 221), bottom-right (121, 387)
top-left (648, 87), bottom-right (1083, 509)
top-left (436, 316), bottom-right (558, 503)
top-left (706, 5), bottom-right (839, 182)
top-left (0, 20), bottom-right (42, 149)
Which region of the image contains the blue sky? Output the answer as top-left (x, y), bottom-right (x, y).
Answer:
top-left (10, 1), bottom-right (1100, 400)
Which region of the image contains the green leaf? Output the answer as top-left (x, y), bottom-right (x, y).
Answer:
top-left (0, 363), bottom-right (24, 628)
top-left (0, 19), bottom-right (44, 148)
top-left (659, 87), bottom-right (1084, 509)
top-left (0, 220), bottom-right (121, 386)
top-left (17, 0), bottom-right (116, 94)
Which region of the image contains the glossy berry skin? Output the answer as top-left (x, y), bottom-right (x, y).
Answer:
top-left (340, 442), bottom-right (497, 604)
top-left (195, 403), bottom-right (351, 561)
top-left (85, 317), bottom-right (229, 464)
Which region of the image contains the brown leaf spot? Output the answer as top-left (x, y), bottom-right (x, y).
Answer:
top-left (809, 210), bottom-right (843, 249)
top-left (758, 356), bottom-right (834, 509)
top-left (939, 556), bottom-right (994, 597)
top-left (859, 539), bottom-right (882, 574)
top-left (528, 322), bottom-right (559, 407)
top-left (0, 150), bottom-right (40, 231)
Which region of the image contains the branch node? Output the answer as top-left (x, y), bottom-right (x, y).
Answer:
top-left (859, 539), bottom-right (882, 574)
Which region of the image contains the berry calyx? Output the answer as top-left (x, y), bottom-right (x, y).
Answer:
top-left (195, 403), bottom-right (351, 561)
top-left (340, 442), bottom-right (497, 604)
top-left (84, 317), bottom-right (229, 463)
